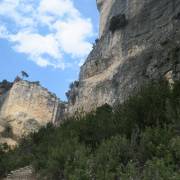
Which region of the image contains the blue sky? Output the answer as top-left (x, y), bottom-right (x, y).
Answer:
top-left (0, 0), bottom-right (99, 100)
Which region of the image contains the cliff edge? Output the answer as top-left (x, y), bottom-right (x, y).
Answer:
top-left (0, 80), bottom-right (65, 145)
top-left (67, 0), bottom-right (180, 114)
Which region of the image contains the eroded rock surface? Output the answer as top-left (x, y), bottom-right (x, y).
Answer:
top-left (0, 80), bottom-right (66, 145)
top-left (67, 0), bottom-right (180, 114)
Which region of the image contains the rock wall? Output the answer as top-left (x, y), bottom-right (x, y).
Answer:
top-left (67, 0), bottom-right (180, 114)
top-left (0, 80), bottom-right (65, 143)
top-left (1, 0), bottom-right (180, 135)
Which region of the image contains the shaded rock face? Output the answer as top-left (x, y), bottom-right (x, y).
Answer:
top-left (0, 81), bottom-right (13, 111)
top-left (0, 80), bottom-right (12, 96)
top-left (68, 0), bottom-right (180, 114)
top-left (0, 80), bottom-right (65, 144)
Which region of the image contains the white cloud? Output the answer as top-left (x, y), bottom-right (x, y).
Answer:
top-left (39, 0), bottom-right (79, 18)
top-left (10, 32), bottom-right (61, 59)
top-left (0, 0), bottom-right (35, 28)
top-left (0, 0), bottom-right (94, 69)
top-left (54, 18), bottom-right (93, 57)
top-left (0, 25), bottom-right (8, 38)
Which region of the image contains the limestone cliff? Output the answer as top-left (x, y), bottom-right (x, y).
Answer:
top-left (1, 0), bottom-right (180, 142)
top-left (67, 0), bottom-right (180, 114)
top-left (0, 80), bottom-right (65, 145)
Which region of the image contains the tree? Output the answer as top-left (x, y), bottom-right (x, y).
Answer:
top-left (14, 76), bottom-right (21, 83)
top-left (2, 125), bottom-right (13, 138)
top-left (21, 71), bottom-right (29, 79)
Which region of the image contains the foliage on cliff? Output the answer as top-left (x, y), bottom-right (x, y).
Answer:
top-left (0, 80), bottom-right (12, 94)
top-left (109, 14), bottom-right (127, 32)
top-left (0, 81), bottom-right (180, 179)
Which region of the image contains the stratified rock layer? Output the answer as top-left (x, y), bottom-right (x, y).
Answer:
top-left (67, 0), bottom-right (180, 114)
top-left (0, 80), bottom-right (65, 143)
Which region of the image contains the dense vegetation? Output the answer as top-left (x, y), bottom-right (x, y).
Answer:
top-left (109, 14), bottom-right (127, 32)
top-left (0, 81), bottom-right (180, 179)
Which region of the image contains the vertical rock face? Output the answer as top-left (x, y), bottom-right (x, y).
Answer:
top-left (67, 0), bottom-right (180, 114)
top-left (0, 80), bottom-right (12, 96)
top-left (0, 80), bottom-right (65, 142)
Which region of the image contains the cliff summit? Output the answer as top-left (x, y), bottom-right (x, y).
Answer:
top-left (0, 80), bottom-right (65, 146)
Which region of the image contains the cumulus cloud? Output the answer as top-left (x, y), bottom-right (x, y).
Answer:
top-left (0, 25), bottom-right (8, 38)
top-left (39, 0), bottom-right (79, 18)
top-left (0, 0), bottom-right (94, 69)
top-left (10, 32), bottom-right (61, 59)
top-left (54, 18), bottom-right (93, 57)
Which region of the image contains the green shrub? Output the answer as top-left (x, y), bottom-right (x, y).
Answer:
top-left (113, 81), bottom-right (172, 137)
top-left (94, 136), bottom-right (133, 179)
top-left (0, 81), bottom-right (180, 179)
top-left (169, 136), bottom-right (180, 165)
top-left (138, 127), bottom-right (174, 163)
top-left (2, 125), bottom-right (13, 138)
top-left (117, 162), bottom-right (140, 180)
top-left (109, 14), bottom-right (127, 33)
top-left (142, 158), bottom-right (180, 180)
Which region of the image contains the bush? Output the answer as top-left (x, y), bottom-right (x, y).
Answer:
top-left (138, 127), bottom-right (175, 163)
top-left (94, 136), bottom-right (133, 179)
top-left (142, 158), bottom-right (180, 180)
top-left (113, 81), bottom-right (172, 137)
top-left (117, 162), bottom-right (140, 180)
top-left (109, 14), bottom-right (127, 33)
top-left (2, 125), bottom-right (13, 138)
top-left (169, 136), bottom-right (180, 165)
top-left (0, 81), bottom-right (180, 179)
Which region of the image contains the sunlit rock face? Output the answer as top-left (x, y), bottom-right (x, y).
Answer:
top-left (97, 0), bottom-right (115, 37)
top-left (67, 0), bottom-right (180, 114)
top-left (0, 80), bottom-right (65, 144)
top-left (97, 0), bottom-right (148, 38)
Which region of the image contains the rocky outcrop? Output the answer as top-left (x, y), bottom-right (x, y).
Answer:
top-left (3, 166), bottom-right (36, 180)
top-left (0, 80), bottom-right (66, 145)
top-left (67, 0), bottom-right (180, 114)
